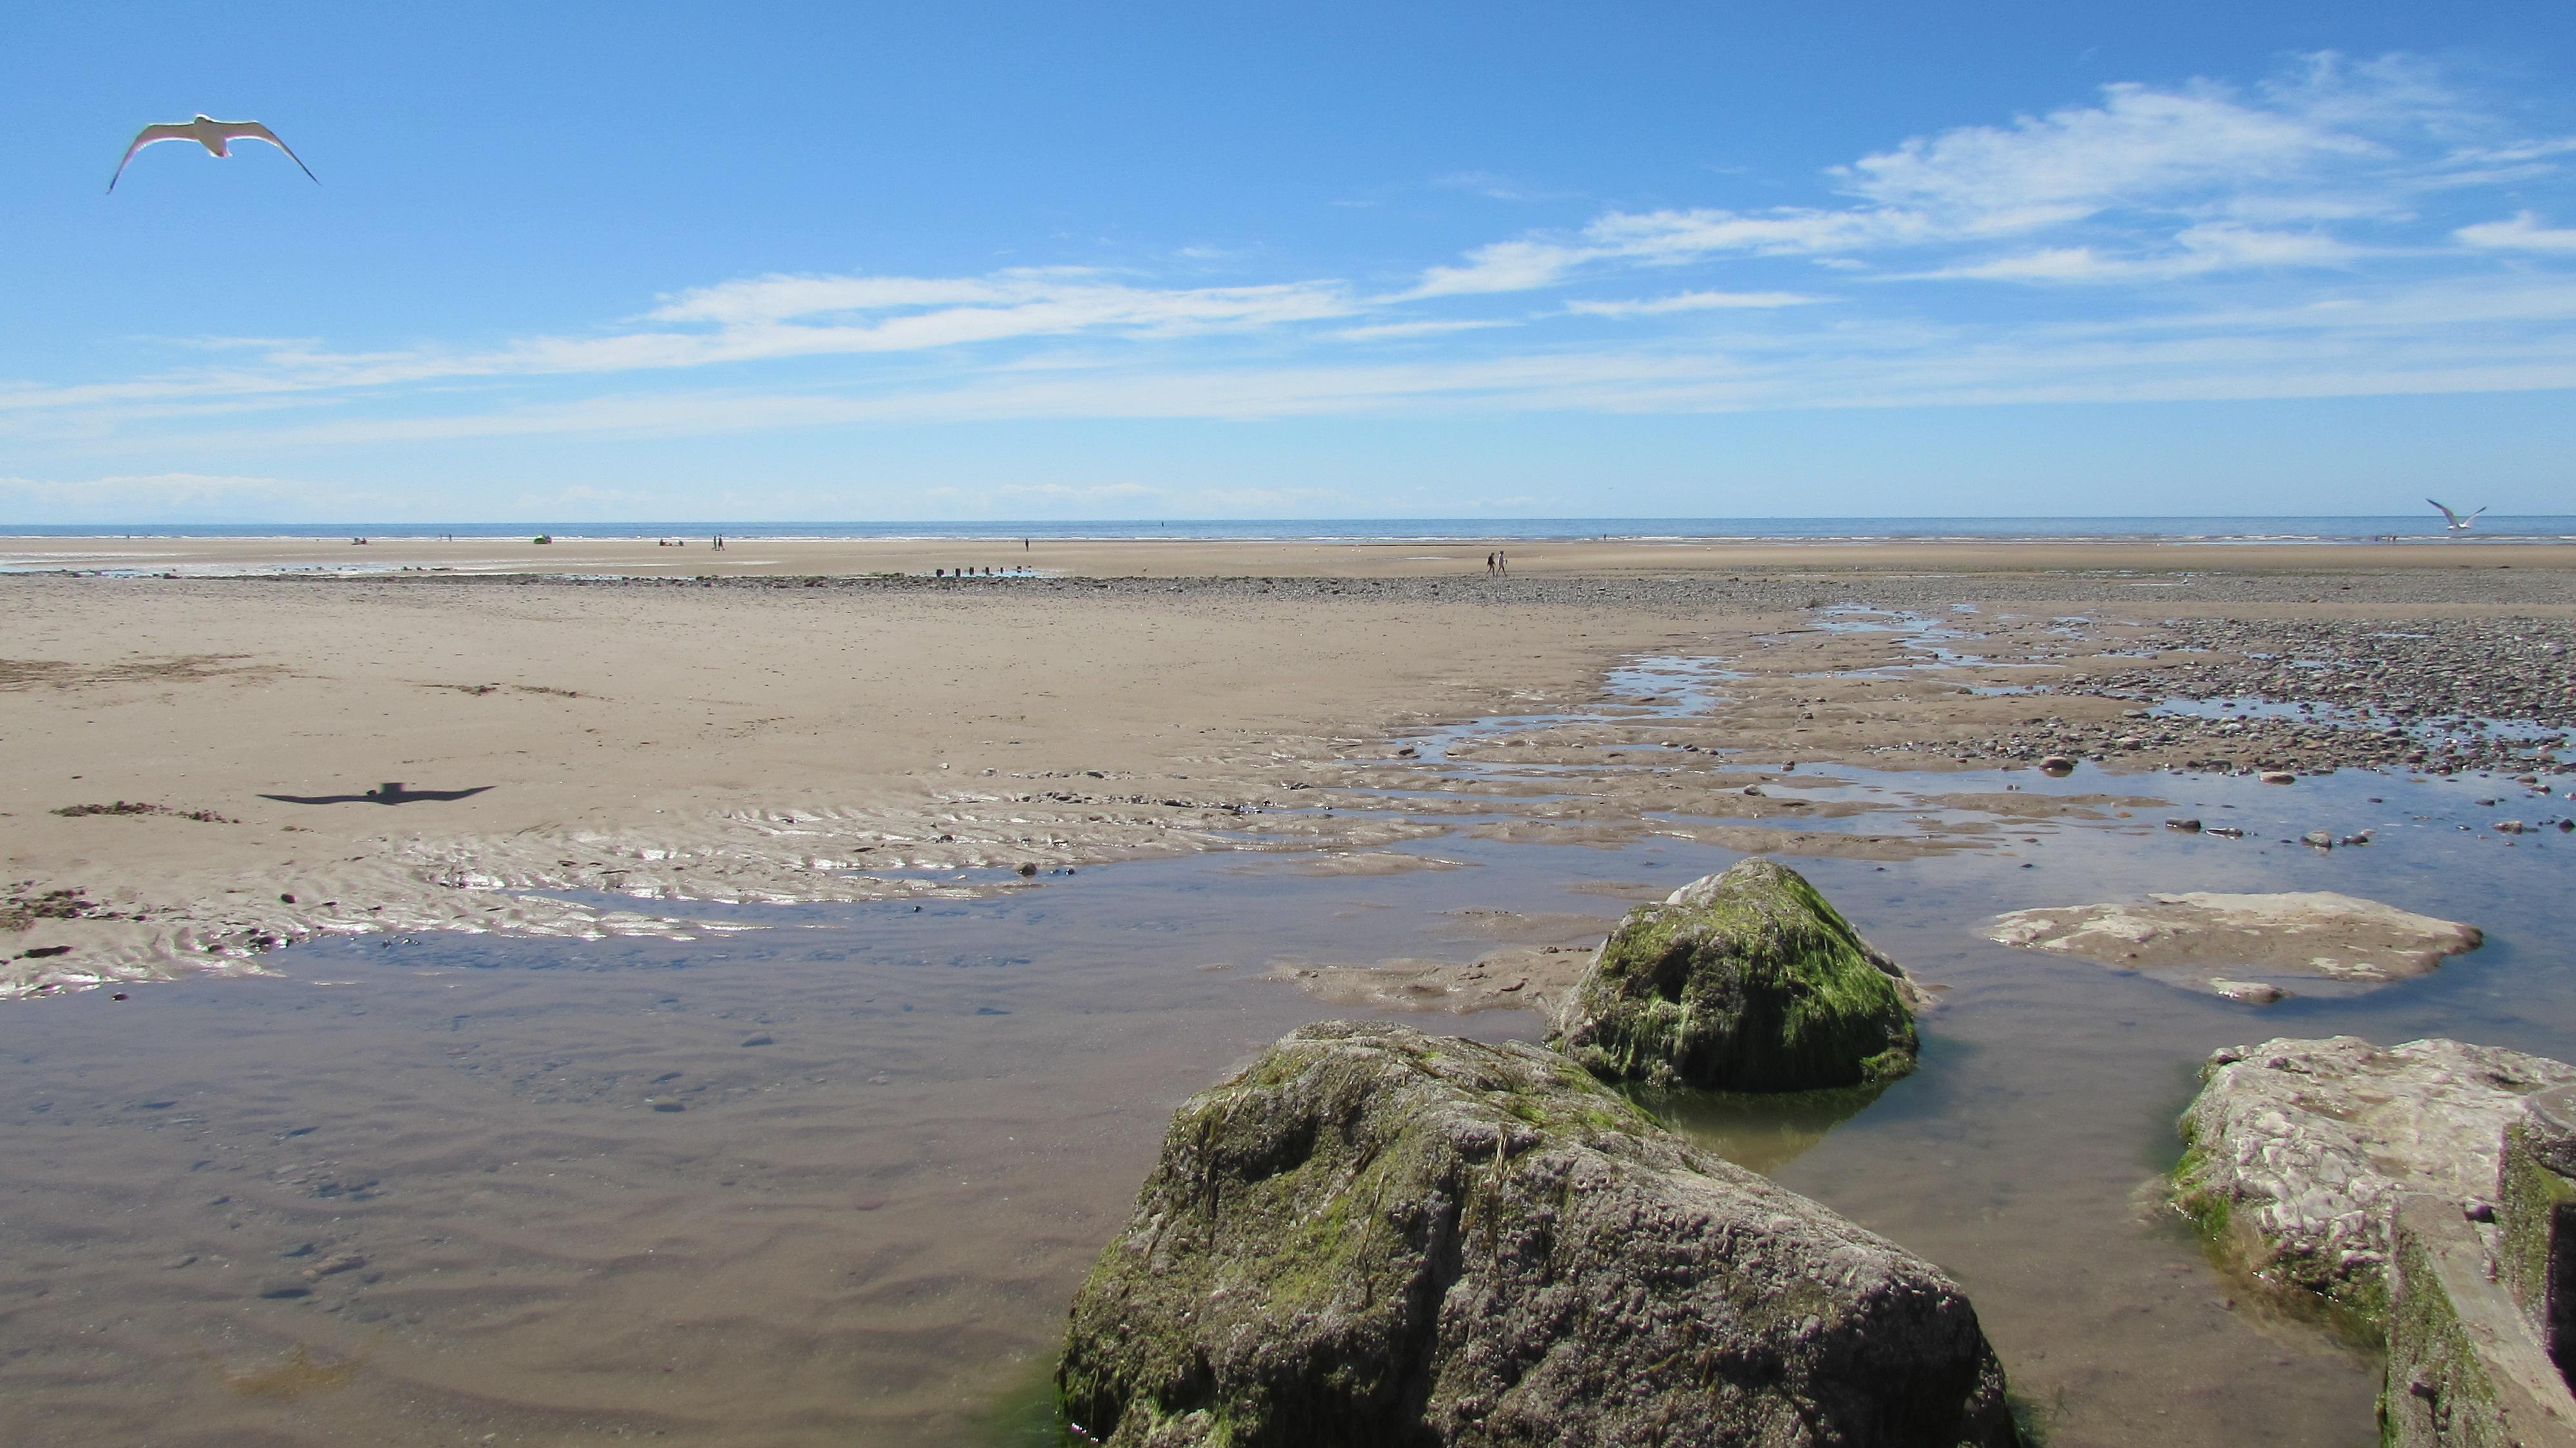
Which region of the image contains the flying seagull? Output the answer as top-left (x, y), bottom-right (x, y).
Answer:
top-left (109, 115), bottom-right (318, 192)
top-left (2427, 498), bottom-right (2487, 533)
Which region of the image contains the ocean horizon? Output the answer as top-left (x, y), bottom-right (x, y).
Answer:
top-left (7, 515), bottom-right (2573, 542)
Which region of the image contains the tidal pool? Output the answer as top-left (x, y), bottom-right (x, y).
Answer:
top-left (1, 762), bottom-right (2567, 1446)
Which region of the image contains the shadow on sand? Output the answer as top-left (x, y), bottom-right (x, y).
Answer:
top-left (258, 782), bottom-right (495, 806)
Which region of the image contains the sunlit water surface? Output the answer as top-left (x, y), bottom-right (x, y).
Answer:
top-left (3, 754), bottom-right (2569, 1447)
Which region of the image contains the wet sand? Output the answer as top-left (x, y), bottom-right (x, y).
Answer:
top-left (5, 761), bottom-right (2570, 1445)
top-left (6, 543), bottom-right (2571, 995)
top-left (4, 540), bottom-right (2575, 1445)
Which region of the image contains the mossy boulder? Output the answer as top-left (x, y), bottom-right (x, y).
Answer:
top-left (1059, 1020), bottom-right (2020, 1448)
top-left (1550, 857), bottom-right (1919, 1092)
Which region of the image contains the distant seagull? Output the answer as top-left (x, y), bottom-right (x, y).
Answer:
top-left (109, 115), bottom-right (318, 192)
top-left (2427, 498), bottom-right (2487, 533)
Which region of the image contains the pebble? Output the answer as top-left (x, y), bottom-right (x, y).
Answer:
top-left (2260, 771), bottom-right (2297, 785)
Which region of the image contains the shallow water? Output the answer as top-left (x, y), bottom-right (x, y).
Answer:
top-left (3, 756), bottom-right (2570, 1445)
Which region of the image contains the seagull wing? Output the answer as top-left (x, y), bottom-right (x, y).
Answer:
top-left (209, 120), bottom-right (319, 184)
top-left (108, 123), bottom-right (202, 192)
top-left (2427, 498), bottom-right (2463, 527)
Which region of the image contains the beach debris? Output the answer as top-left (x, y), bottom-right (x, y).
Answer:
top-left (2172, 1036), bottom-right (2576, 1317)
top-left (1551, 857), bottom-right (1918, 1092)
top-left (1058, 1020), bottom-right (2019, 1448)
top-left (1, 886), bottom-right (96, 932)
top-left (52, 801), bottom-right (236, 823)
top-left (1982, 891), bottom-right (2481, 999)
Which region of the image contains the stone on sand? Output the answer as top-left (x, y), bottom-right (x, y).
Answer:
top-left (1980, 891), bottom-right (2481, 1000)
top-left (2172, 1036), bottom-right (2576, 1315)
top-left (1551, 856), bottom-right (1919, 1092)
top-left (1058, 1020), bottom-right (2020, 1448)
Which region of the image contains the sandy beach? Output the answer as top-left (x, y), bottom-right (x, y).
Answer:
top-left (5, 536), bottom-right (2576, 1445)
top-left (6, 539), bottom-right (2572, 995)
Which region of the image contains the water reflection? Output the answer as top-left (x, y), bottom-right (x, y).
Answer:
top-left (1631, 1080), bottom-right (1893, 1174)
top-left (3, 753), bottom-right (2570, 1445)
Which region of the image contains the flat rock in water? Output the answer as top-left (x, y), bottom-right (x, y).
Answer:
top-left (2172, 1035), bottom-right (2576, 1313)
top-left (1980, 891), bottom-right (2481, 999)
top-left (1059, 1020), bottom-right (2018, 1448)
top-left (1551, 856), bottom-right (1919, 1092)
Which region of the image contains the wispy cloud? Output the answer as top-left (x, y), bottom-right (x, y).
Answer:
top-left (1566, 291), bottom-right (1830, 317)
top-left (2457, 212), bottom-right (2576, 252)
top-left (1401, 53), bottom-right (2535, 296)
top-left (1333, 319), bottom-right (1517, 341)
top-left (1917, 224), bottom-right (2364, 283)
top-left (1431, 171), bottom-right (1569, 202)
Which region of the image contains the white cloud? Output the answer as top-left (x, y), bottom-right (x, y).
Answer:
top-left (1408, 240), bottom-right (1593, 297)
top-left (1833, 82), bottom-right (2371, 225)
top-left (1401, 55), bottom-right (2499, 296)
top-left (2457, 213), bottom-right (2576, 252)
top-left (1566, 291), bottom-right (1828, 317)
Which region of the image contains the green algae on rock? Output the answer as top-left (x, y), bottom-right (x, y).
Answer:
top-left (1058, 1020), bottom-right (2019, 1448)
top-left (2172, 1036), bottom-right (2576, 1324)
top-left (1549, 856), bottom-right (1919, 1092)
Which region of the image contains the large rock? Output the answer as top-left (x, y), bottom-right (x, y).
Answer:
top-left (2172, 1036), bottom-right (2576, 1315)
top-left (1983, 891), bottom-right (2482, 1001)
top-left (1060, 1022), bottom-right (2017, 1447)
top-left (1551, 857), bottom-right (1918, 1092)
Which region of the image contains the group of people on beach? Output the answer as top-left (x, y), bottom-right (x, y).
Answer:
top-left (1485, 549), bottom-right (1510, 576)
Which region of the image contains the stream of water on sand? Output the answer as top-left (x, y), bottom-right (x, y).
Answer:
top-left (3, 679), bottom-right (2570, 1447)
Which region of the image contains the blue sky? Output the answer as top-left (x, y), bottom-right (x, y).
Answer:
top-left (5, 2), bottom-right (2573, 521)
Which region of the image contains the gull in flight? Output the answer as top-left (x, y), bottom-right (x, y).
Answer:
top-left (109, 115), bottom-right (318, 193)
top-left (2427, 498), bottom-right (2487, 533)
